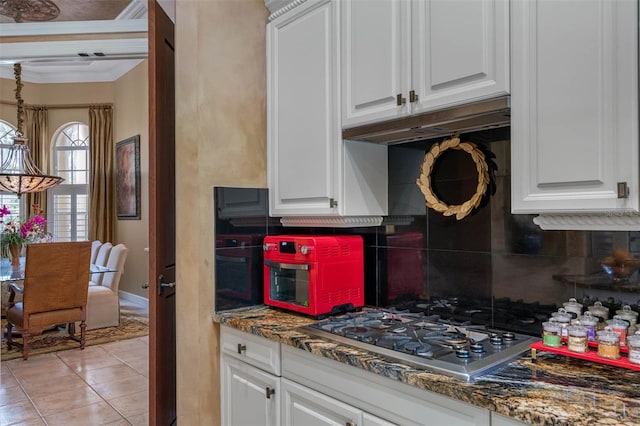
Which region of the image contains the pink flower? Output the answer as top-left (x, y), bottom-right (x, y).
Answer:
top-left (0, 205), bottom-right (10, 218)
top-left (20, 215), bottom-right (46, 239)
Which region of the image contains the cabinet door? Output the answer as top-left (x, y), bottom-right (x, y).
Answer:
top-left (281, 378), bottom-right (363, 426)
top-left (221, 354), bottom-right (280, 426)
top-left (511, 0), bottom-right (638, 213)
top-left (268, 0), bottom-right (340, 216)
top-left (363, 412), bottom-right (399, 426)
top-left (411, 0), bottom-right (509, 111)
top-left (341, 0), bottom-right (411, 127)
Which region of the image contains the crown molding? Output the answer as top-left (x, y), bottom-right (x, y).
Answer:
top-left (0, 59), bottom-right (145, 84)
top-left (0, 19), bottom-right (147, 37)
top-left (264, 0), bottom-right (296, 14)
top-left (279, 216), bottom-right (383, 228)
top-left (267, 0), bottom-right (308, 21)
top-left (0, 38), bottom-right (147, 64)
top-left (533, 213), bottom-right (640, 231)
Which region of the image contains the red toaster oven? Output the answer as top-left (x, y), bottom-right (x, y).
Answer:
top-left (263, 235), bottom-right (364, 317)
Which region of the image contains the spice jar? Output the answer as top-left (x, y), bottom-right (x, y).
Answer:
top-left (606, 315), bottom-right (629, 346)
top-left (596, 329), bottom-right (621, 360)
top-left (615, 305), bottom-right (638, 335)
top-left (542, 321), bottom-right (562, 348)
top-left (587, 301), bottom-right (609, 326)
top-left (566, 325), bottom-right (589, 353)
top-left (627, 334), bottom-right (640, 365)
top-left (551, 308), bottom-right (572, 338)
top-left (574, 312), bottom-right (598, 342)
top-left (563, 298), bottom-right (583, 319)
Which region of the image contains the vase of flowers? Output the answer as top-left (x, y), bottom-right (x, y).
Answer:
top-left (1, 204), bottom-right (52, 266)
top-left (7, 242), bottom-right (21, 266)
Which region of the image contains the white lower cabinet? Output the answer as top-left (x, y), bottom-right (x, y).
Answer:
top-left (281, 345), bottom-right (489, 426)
top-left (220, 326), bottom-right (283, 425)
top-left (221, 354), bottom-right (280, 426)
top-left (281, 378), bottom-right (396, 426)
top-left (221, 325), bottom-right (521, 426)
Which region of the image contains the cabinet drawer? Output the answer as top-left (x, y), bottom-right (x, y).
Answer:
top-left (282, 345), bottom-right (489, 426)
top-left (221, 325), bottom-right (281, 375)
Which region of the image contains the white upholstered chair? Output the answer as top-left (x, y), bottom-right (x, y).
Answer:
top-left (86, 243), bottom-right (128, 330)
top-left (90, 240), bottom-right (102, 264)
top-left (91, 242), bottom-right (112, 286)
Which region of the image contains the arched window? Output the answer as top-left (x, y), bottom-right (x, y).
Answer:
top-left (48, 122), bottom-right (89, 241)
top-left (0, 120), bottom-right (21, 217)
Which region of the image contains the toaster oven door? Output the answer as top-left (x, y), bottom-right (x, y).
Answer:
top-left (265, 260), bottom-right (310, 307)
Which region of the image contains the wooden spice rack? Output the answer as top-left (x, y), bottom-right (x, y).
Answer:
top-left (530, 341), bottom-right (640, 371)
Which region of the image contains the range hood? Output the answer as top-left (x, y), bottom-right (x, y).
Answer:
top-left (342, 96), bottom-right (511, 145)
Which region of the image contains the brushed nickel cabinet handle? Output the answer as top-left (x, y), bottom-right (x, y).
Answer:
top-left (237, 343), bottom-right (246, 354)
top-left (409, 89), bottom-right (419, 103)
top-left (618, 182), bottom-right (629, 198)
top-left (396, 93), bottom-right (406, 106)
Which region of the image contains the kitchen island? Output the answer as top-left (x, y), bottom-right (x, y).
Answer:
top-left (215, 306), bottom-right (640, 426)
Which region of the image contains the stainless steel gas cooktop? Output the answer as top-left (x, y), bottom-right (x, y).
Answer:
top-left (300, 308), bottom-right (538, 382)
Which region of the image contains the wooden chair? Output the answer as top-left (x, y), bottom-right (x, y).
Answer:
top-left (5, 241), bottom-right (92, 360)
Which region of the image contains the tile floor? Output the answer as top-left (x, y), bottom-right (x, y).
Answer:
top-left (0, 301), bottom-right (149, 426)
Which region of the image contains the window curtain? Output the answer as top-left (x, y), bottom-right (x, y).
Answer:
top-left (88, 105), bottom-right (115, 242)
top-left (24, 107), bottom-right (49, 219)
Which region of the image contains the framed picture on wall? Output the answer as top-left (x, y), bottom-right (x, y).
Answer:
top-left (115, 135), bottom-right (141, 220)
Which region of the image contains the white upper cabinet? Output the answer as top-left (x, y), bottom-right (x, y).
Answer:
top-left (341, 0), bottom-right (411, 126)
top-left (511, 0), bottom-right (639, 218)
top-left (411, 0), bottom-right (509, 112)
top-left (268, 0), bottom-right (388, 221)
top-left (341, 0), bottom-right (509, 128)
top-left (268, 0), bottom-right (341, 216)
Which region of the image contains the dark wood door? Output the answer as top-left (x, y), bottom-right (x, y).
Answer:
top-left (148, 1), bottom-right (176, 424)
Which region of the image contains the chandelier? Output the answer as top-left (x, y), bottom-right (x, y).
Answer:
top-left (0, 0), bottom-right (60, 23)
top-left (0, 64), bottom-right (64, 197)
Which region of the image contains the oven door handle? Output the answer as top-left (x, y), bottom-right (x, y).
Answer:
top-left (216, 255), bottom-right (247, 264)
top-left (265, 260), bottom-right (310, 271)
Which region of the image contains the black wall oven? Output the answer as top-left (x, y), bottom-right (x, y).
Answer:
top-left (215, 234), bottom-right (264, 311)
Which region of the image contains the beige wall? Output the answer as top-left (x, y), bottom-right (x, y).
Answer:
top-left (0, 63), bottom-right (149, 300)
top-left (114, 61), bottom-right (150, 298)
top-left (175, 0), bottom-right (267, 423)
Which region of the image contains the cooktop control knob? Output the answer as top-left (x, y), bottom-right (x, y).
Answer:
top-left (299, 245), bottom-right (312, 255)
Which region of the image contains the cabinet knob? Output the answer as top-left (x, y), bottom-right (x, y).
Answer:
top-left (409, 90), bottom-right (419, 103)
top-left (396, 93), bottom-right (406, 106)
top-left (237, 343), bottom-right (247, 354)
top-left (265, 387), bottom-right (276, 399)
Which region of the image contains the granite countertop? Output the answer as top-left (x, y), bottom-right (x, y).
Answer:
top-left (215, 306), bottom-right (640, 426)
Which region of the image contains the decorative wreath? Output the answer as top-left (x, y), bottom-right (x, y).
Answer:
top-left (416, 136), bottom-right (490, 220)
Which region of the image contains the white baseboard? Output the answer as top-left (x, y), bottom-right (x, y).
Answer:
top-left (119, 290), bottom-right (149, 309)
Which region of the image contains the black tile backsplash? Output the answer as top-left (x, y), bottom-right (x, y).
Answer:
top-left (214, 136), bottom-right (640, 330)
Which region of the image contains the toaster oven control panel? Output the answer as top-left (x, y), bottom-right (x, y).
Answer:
top-left (279, 241), bottom-right (296, 254)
